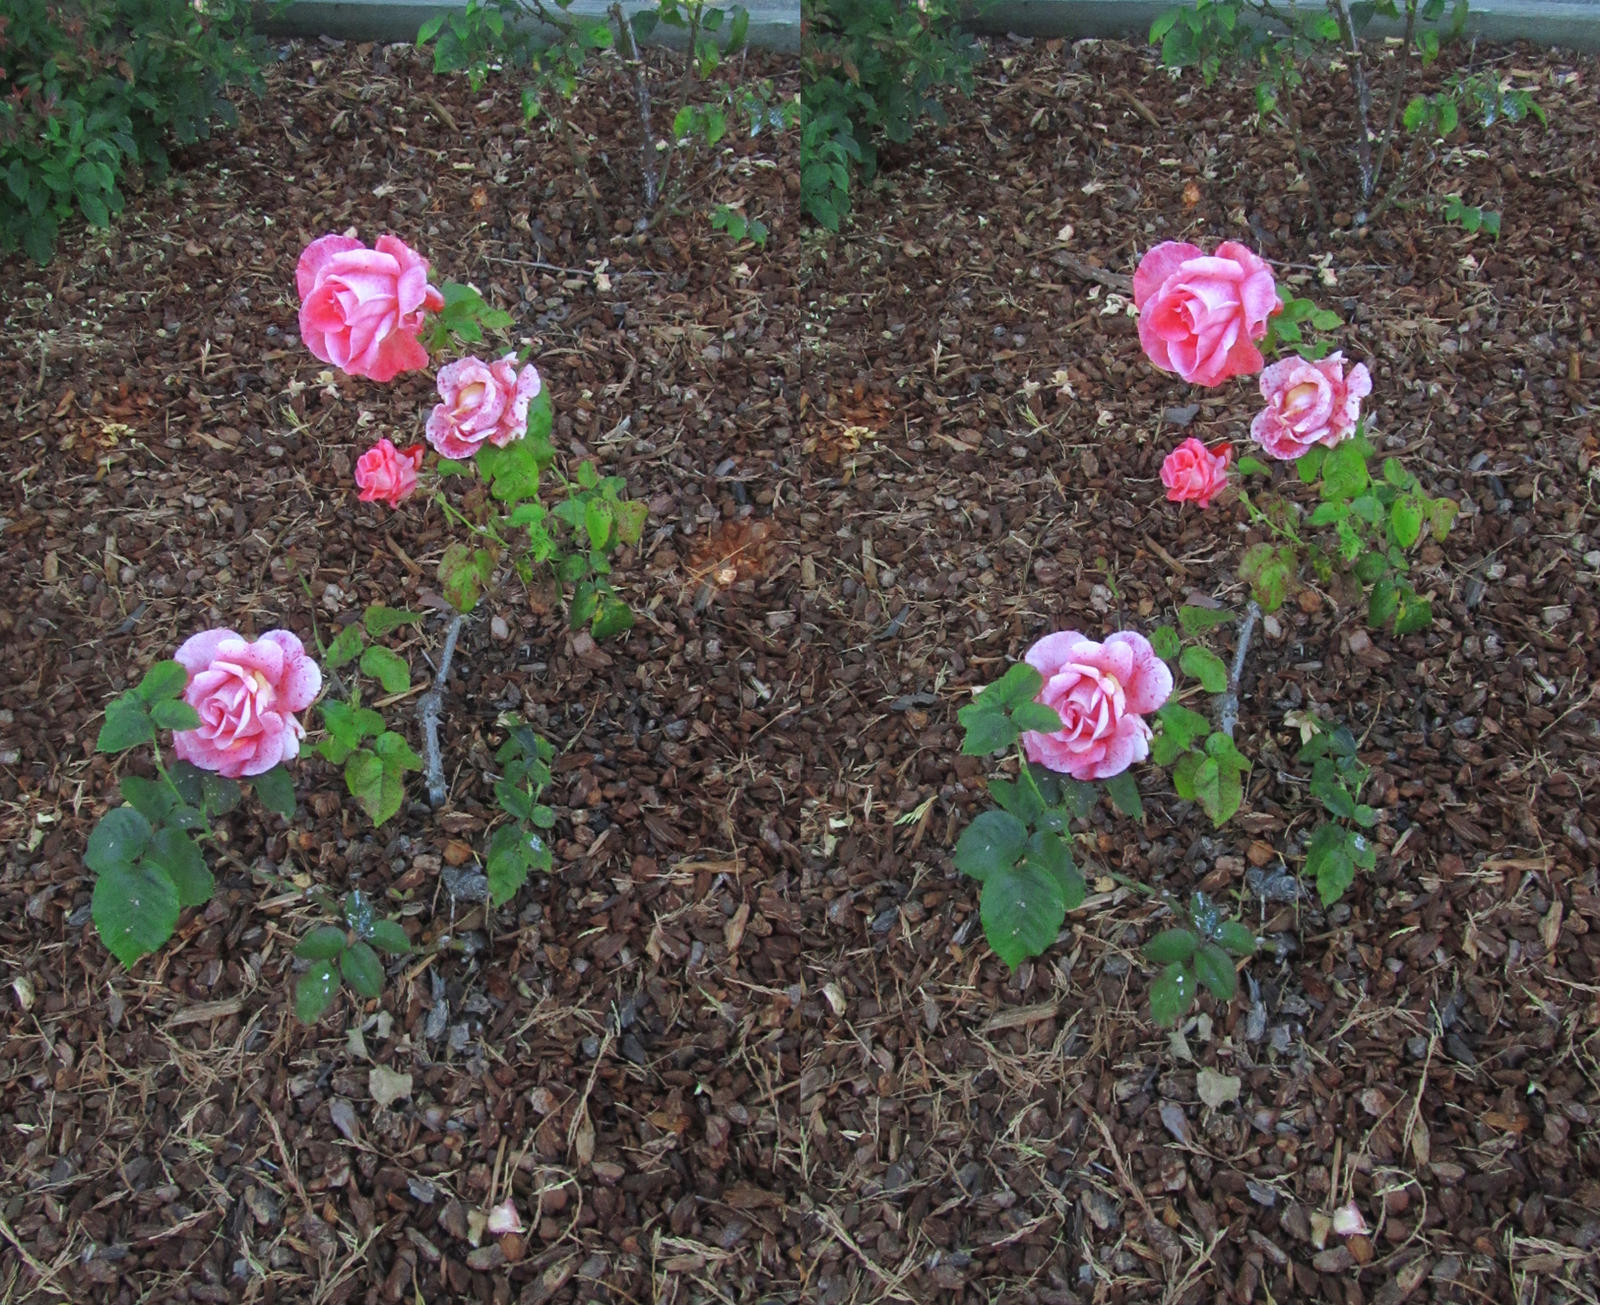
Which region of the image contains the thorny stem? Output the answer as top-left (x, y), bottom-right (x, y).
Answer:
top-left (610, 2), bottom-right (659, 210)
top-left (1366, 0), bottom-right (1423, 212)
top-left (420, 613), bottom-right (467, 808)
top-left (1219, 601), bottom-right (1262, 740)
top-left (1329, 0), bottom-right (1377, 202)
top-left (1279, 81), bottom-right (1328, 231)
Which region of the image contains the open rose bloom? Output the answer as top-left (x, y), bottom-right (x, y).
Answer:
top-left (354, 438), bottom-right (425, 507)
top-left (296, 234), bottom-right (444, 383)
top-left (1249, 351), bottom-right (1372, 461)
top-left (1134, 241), bottom-right (1281, 387)
top-left (1160, 437), bottom-right (1231, 508)
top-left (425, 354), bottom-right (542, 460)
top-left (1022, 631), bottom-right (1173, 781)
top-left (171, 629), bottom-right (322, 778)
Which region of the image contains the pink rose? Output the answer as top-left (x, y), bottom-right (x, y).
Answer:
top-left (296, 233), bottom-right (445, 383)
top-left (1134, 240), bottom-right (1281, 387)
top-left (1249, 351), bottom-right (1373, 461)
top-left (1160, 437), bottom-right (1232, 508)
top-left (424, 354), bottom-right (542, 460)
top-left (1021, 630), bottom-right (1173, 781)
top-left (170, 629), bottom-right (322, 779)
top-left (354, 438), bottom-right (425, 508)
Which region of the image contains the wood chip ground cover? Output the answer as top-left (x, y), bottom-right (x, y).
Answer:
top-left (1, 31), bottom-right (1597, 1305)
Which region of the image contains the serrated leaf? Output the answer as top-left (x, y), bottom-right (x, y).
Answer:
top-left (251, 765), bottom-right (297, 820)
top-left (977, 663), bottom-right (1045, 712)
top-left (150, 699), bottom-right (201, 731)
top-left (87, 806), bottom-right (153, 874)
top-left (979, 859), bottom-right (1067, 969)
top-left (1149, 962), bottom-right (1195, 1028)
top-left (1150, 624), bottom-right (1181, 662)
top-left (146, 828), bottom-right (212, 907)
top-left (1103, 771), bottom-right (1144, 820)
top-left (1194, 943), bottom-right (1238, 1001)
top-left (296, 925), bottom-right (348, 960)
top-left (958, 702), bottom-right (1018, 756)
top-left (591, 594), bottom-right (634, 641)
top-left (325, 623), bottom-right (366, 669)
top-left (368, 920), bottom-right (411, 955)
top-left (295, 960), bottom-right (339, 1023)
top-left (1216, 920), bottom-right (1257, 956)
top-left (97, 697), bottom-right (155, 752)
top-left (1011, 702), bottom-right (1064, 734)
top-left (364, 605), bottom-right (423, 637)
top-left (1180, 646), bottom-right (1229, 693)
top-left (346, 748), bottom-right (406, 827)
top-left (120, 775), bottom-right (176, 824)
top-left (340, 941), bottom-right (384, 999)
top-left (486, 823), bottom-right (539, 907)
top-left (953, 810), bottom-right (1028, 882)
top-left (1394, 595), bottom-right (1433, 635)
top-left (1390, 497), bottom-right (1424, 549)
top-left (1025, 831), bottom-right (1083, 911)
top-left (136, 661), bottom-right (190, 702)
top-left (359, 645), bottom-right (411, 694)
top-left (1144, 927), bottom-right (1199, 964)
top-left (987, 778), bottom-right (1041, 824)
top-left (1178, 605), bottom-right (1236, 633)
top-left (1307, 821), bottom-right (1357, 906)
top-left (93, 860), bottom-right (180, 967)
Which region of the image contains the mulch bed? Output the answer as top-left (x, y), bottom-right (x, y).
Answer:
top-left (2, 27), bottom-right (1598, 1305)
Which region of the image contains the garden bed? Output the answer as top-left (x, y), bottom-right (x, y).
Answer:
top-left (3, 30), bottom-right (1598, 1305)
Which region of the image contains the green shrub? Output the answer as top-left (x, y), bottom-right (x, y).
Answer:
top-left (801, 0), bottom-right (985, 230)
top-left (0, 0), bottom-right (272, 265)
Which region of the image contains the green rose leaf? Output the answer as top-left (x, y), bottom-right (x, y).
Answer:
top-left (958, 701), bottom-right (1018, 756)
top-left (368, 919), bottom-right (412, 955)
top-left (1148, 962), bottom-right (1196, 1028)
top-left (1193, 942), bottom-right (1239, 1002)
top-left (975, 663), bottom-right (1045, 713)
top-left (1216, 920), bottom-right (1258, 957)
top-left (200, 771), bottom-right (242, 817)
top-left (487, 823), bottom-right (544, 907)
top-left (1149, 624), bottom-right (1181, 662)
top-left (1144, 927), bottom-right (1199, 965)
top-left (92, 860), bottom-right (181, 967)
top-left (294, 960), bottom-right (340, 1024)
top-left (136, 661), bottom-right (190, 702)
top-left (1025, 830), bottom-right (1084, 912)
top-left (1306, 821), bottom-right (1357, 906)
top-left (359, 645), bottom-right (412, 695)
top-left (251, 765), bottom-right (297, 820)
top-left (953, 810), bottom-right (1028, 883)
top-left (87, 806), bottom-right (153, 874)
top-left (1180, 646), bottom-right (1229, 693)
top-left (363, 605), bottom-right (423, 638)
top-left (295, 925), bottom-right (349, 960)
top-left (979, 859), bottom-right (1067, 969)
top-left (97, 696), bottom-right (155, 753)
top-left (591, 594), bottom-right (634, 641)
top-left (1103, 771), bottom-right (1144, 820)
top-left (120, 775), bottom-right (176, 824)
top-left (1011, 702), bottom-right (1064, 734)
top-left (340, 941), bottom-right (385, 999)
top-left (149, 699), bottom-right (201, 731)
top-left (146, 827), bottom-right (213, 907)
top-left (325, 623), bottom-right (367, 669)
top-left (1177, 605), bottom-right (1236, 634)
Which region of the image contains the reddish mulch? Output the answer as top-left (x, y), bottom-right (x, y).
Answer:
top-left (3, 30), bottom-right (1598, 1305)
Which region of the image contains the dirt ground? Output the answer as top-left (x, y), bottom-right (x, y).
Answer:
top-left (2, 28), bottom-right (1598, 1305)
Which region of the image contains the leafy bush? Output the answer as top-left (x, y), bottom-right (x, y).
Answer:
top-left (0, 0), bottom-right (270, 264)
top-left (801, 0), bottom-right (985, 230)
top-left (1150, 0), bottom-right (1541, 229)
top-left (418, 0), bottom-right (795, 241)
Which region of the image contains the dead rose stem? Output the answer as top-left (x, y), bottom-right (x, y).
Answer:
top-left (1218, 601), bottom-right (1262, 741)
top-left (419, 612), bottom-right (466, 809)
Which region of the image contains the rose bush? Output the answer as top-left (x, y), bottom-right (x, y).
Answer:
top-left (171, 628), bottom-right (322, 778)
top-left (296, 233), bottom-right (445, 382)
top-left (425, 354), bottom-right (543, 459)
top-left (354, 439), bottom-right (425, 507)
top-left (1249, 351), bottom-right (1373, 461)
top-left (1134, 240), bottom-right (1281, 386)
top-left (1020, 630), bottom-right (1174, 781)
top-left (1161, 437), bottom-right (1232, 507)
